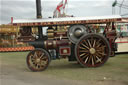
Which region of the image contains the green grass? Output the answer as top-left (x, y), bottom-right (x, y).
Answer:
top-left (0, 52), bottom-right (128, 82)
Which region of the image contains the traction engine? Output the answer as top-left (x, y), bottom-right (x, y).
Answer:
top-left (13, 0), bottom-right (121, 71)
top-left (16, 22), bottom-right (119, 71)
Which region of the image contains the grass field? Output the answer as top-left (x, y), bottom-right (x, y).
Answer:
top-left (0, 52), bottom-right (128, 85)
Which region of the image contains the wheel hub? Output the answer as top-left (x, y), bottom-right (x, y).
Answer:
top-left (89, 48), bottom-right (96, 54)
top-left (74, 29), bottom-right (82, 37)
top-left (36, 58), bottom-right (41, 63)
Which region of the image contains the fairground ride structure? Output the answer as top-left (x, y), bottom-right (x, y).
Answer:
top-left (0, 24), bottom-right (35, 52)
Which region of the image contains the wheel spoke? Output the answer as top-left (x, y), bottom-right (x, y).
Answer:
top-left (91, 36), bottom-right (93, 46)
top-left (79, 50), bottom-right (89, 53)
top-left (96, 51), bottom-right (102, 56)
top-left (93, 55), bottom-right (97, 64)
top-left (81, 43), bottom-right (89, 49)
top-left (96, 50), bottom-right (103, 52)
top-left (95, 56), bottom-right (102, 63)
top-left (36, 65), bottom-right (40, 69)
top-left (34, 51), bottom-right (38, 58)
top-left (88, 55), bottom-right (92, 64)
top-left (83, 40), bottom-right (90, 47)
top-left (87, 39), bottom-right (92, 48)
top-left (79, 46), bottom-right (86, 50)
top-left (41, 56), bottom-right (47, 60)
top-left (80, 53), bottom-right (86, 57)
top-left (92, 57), bottom-right (94, 66)
top-left (31, 58), bottom-right (35, 62)
top-left (98, 52), bottom-right (106, 56)
top-left (96, 43), bottom-right (102, 48)
top-left (95, 39), bottom-right (101, 46)
top-left (81, 53), bottom-right (89, 59)
top-left (39, 52), bottom-right (45, 58)
top-left (31, 56), bottom-right (35, 61)
top-left (85, 56), bottom-right (89, 63)
top-left (41, 61), bottom-right (47, 66)
top-left (93, 40), bottom-right (96, 47)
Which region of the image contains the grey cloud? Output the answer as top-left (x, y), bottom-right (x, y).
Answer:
top-left (1, 1), bottom-right (36, 24)
top-left (0, 0), bottom-right (128, 24)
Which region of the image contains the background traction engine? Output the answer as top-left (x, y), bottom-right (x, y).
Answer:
top-left (18, 24), bottom-right (111, 72)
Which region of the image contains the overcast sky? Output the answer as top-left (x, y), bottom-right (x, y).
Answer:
top-left (0, 0), bottom-right (128, 24)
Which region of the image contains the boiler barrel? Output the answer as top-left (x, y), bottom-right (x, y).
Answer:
top-left (44, 40), bottom-right (71, 49)
top-left (28, 41), bottom-right (45, 48)
top-left (29, 39), bottom-right (71, 49)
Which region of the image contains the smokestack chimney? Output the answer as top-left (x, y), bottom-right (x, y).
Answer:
top-left (36, 0), bottom-right (43, 39)
top-left (36, 0), bottom-right (42, 19)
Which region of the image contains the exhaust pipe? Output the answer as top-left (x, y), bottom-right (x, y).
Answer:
top-left (36, 0), bottom-right (43, 39)
top-left (36, 0), bottom-right (42, 19)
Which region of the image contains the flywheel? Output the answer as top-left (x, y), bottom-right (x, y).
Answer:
top-left (67, 25), bottom-right (88, 43)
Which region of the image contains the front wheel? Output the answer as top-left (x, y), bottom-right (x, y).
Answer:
top-left (75, 33), bottom-right (110, 67)
top-left (26, 48), bottom-right (51, 72)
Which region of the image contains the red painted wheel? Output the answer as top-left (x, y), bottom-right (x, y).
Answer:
top-left (75, 33), bottom-right (110, 67)
top-left (26, 48), bottom-right (51, 72)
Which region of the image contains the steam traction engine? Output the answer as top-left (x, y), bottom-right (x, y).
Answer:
top-left (13, 15), bottom-right (122, 71)
top-left (12, 0), bottom-right (122, 71)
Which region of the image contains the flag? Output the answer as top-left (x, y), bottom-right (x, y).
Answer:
top-left (56, 0), bottom-right (63, 12)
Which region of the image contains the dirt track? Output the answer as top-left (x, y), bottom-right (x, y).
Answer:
top-left (0, 42), bottom-right (128, 85)
top-left (0, 61), bottom-right (111, 85)
top-left (1, 62), bottom-right (127, 85)
top-left (1, 53), bottom-right (128, 85)
top-left (0, 55), bottom-right (87, 85)
top-left (1, 55), bottom-right (85, 85)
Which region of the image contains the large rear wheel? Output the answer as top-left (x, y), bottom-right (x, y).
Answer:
top-left (75, 33), bottom-right (110, 67)
top-left (26, 48), bottom-right (51, 72)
